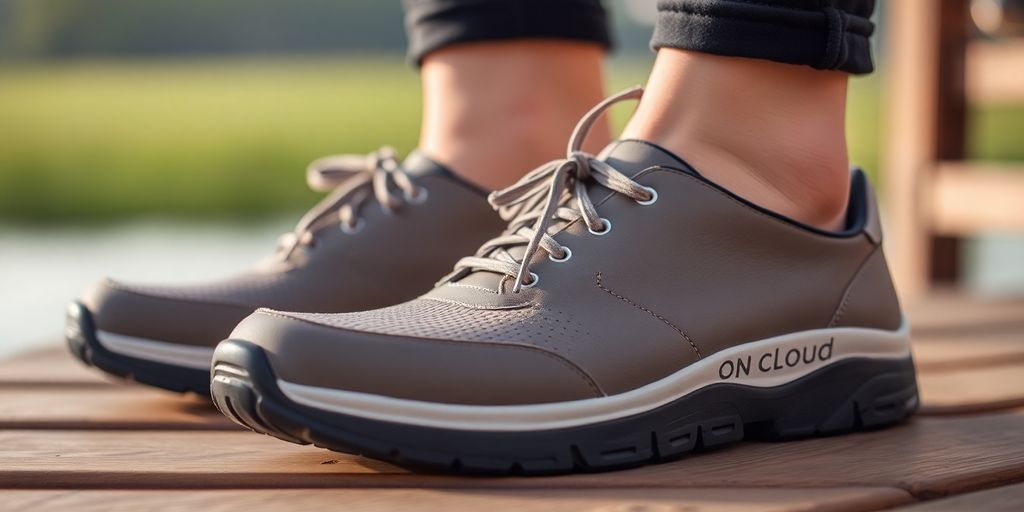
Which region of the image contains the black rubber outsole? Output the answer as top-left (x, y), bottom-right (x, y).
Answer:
top-left (211, 338), bottom-right (920, 475)
top-left (65, 301), bottom-right (212, 396)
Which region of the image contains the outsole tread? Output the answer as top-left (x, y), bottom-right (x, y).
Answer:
top-left (210, 339), bottom-right (919, 475)
top-left (65, 302), bottom-right (213, 397)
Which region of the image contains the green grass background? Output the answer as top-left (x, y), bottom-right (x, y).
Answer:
top-left (1, 55), bottom-right (1021, 224)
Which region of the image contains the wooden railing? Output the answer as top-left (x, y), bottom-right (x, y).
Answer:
top-left (885, 0), bottom-right (1024, 301)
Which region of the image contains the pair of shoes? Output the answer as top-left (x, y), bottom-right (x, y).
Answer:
top-left (68, 88), bottom-right (919, 474)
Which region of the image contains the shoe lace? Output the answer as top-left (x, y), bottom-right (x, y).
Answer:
top-left (277, 146), bottom-right (425, 259)
top-left (444, 87), bottom-right (653, 293)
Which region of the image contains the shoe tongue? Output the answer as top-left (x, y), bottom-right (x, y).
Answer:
top-left (452, 139), bottom-right (693, 292)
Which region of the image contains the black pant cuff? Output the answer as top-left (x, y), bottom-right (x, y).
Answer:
top-left (404, 0), bottom-right (613, 67)
top-left (651, 0), bottom-right (875, 74)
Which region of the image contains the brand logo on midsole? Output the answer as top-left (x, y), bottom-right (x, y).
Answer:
top-left (718, 338), bottom-right (834, 380)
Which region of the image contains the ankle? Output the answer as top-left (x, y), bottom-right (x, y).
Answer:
top-left (418, 40), bottom-right (610, 191)
top-left (420, 96), bottom-right (579, 190)
top-left (622, 50), bottom-right (851, 230)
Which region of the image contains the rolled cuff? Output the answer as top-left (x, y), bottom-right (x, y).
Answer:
top-left (651, 0), bottom-right (876, 74)
top-left (404, 0), bottom-right (613, 67)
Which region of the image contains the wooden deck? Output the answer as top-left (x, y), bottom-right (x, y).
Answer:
top-left (2, 293), bottom-right (1023, 511)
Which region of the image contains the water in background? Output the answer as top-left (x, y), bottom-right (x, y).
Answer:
top-left (1, 222), bottom-right (1023, 359)
top-left (0, 220), bottom-right (289, 359)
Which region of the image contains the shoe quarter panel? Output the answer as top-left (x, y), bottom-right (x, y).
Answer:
top-left (622, 169), bottom-right (874, 358)
top-left (529, 168), bottom-right (876, 395)
top-left (272, 174), bottom-right (502, 313)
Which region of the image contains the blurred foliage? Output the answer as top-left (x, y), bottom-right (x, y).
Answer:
top-left (0, 1), bottom-right (1020, 224)
top-left (0, 0), bottom-right (406, 59)
top-left (972, 104), bottom-right (1024, 161)
top-left (0, 56), bottom-right (420, 222)
top-left (0, 0), bottom-right (655, 60)
top-left (0, 56), bottom-right (1021, 224)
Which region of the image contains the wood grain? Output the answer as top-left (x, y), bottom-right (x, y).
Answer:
top-left (913, 332), bottom-right (1024, 373)
top-left (0, 487), bottom-right (914, 512)
top-left (906, 292), bottom-right (1024, 336)
top-left (895, 482), bottom-right (1024, 511)
top-left (0, 346), bottom-right (107, 387)
top-left (1, 412), bottom-right (1022, 499)
top-left (912, 313), bottom-right (1024, 414)
top-left (0, 429), bottom-right (403, 488)
top-left (918, 365), bottom-right (1024, 414)
top-left (0, 388), bottom-right (234, 430)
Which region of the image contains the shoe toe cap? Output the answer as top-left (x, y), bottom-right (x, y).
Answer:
top-left (81, 278), bottom-right (256, 347)
top-left (225, 308), bottom-right (604, 406)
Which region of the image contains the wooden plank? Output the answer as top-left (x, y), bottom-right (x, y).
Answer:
top-left (0, 388), bottom-right (234, 430)
top-left (0, 346), bottom-right (108, 387)
top-left (1, 412), bottom-right (1022, 499)
top-left (906, 291), bottom-right (1024, 335)
top-left (908, 293), bottom-right (1024, 412)
top-left (931, 163), bottom-right (1024, 235)
top-left (968, 40), bottom-right (1024, 104)
top-left (0, 430), bottom-right (404, 488)
top-left (918, 364), bottom-right (1024, 415)
top-left (912, 299), bottom-right (1024, 414)
top-left (914, 331), bottom-right (1024, 372)
top-left (894, 481), bottom-right (1024, 511)
top-left (0, 487), bottom-right (914, 512)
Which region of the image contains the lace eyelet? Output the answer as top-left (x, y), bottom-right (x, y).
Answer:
top-left (340, 218), bottom-right (366, 235)
top-left (635, 186), bottom-right (658, 206)
top-left (521, 272), bottom-right (540, 288)
top-left (404, 186), bottom-right (429, 205)
top-left (588, 218), bottom-right (612, 236)
top-left (549, 247), bottom-right (572, 263)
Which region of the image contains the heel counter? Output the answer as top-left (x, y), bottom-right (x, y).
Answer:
top-left (830, 248), bottom-right (903, 330)
top-left (851, 167), bottom-right (883, 244)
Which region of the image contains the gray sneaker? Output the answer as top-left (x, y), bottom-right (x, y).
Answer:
top-left (211, 89), bottom-right (918, 474)
top-left (67, 148), bottom-right (504, 395)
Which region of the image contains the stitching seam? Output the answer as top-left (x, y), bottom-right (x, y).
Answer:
top-left (421, 296), bottom-right (533, 310)
top-left (828, 247), bottom-right (878, 327)
top-left (595, 272), bottom-right (702, 359)
top-left (445, 282), bottom-right (501, 294)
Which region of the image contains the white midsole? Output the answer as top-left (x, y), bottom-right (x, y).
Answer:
top-left (96, 330), bottom-right (214, 371)
top-left (275, 320), bottom-right (912, 432)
